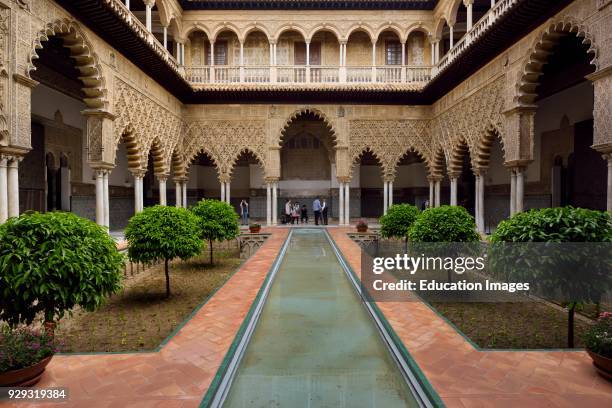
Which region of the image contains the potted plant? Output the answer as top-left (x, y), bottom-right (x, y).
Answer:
top-left (583, 312), bottom-right (612, 380)
top-left (0, 212), bottom-right (124, 386)
top-left (126, 205), bottom-right (202, 298)
top-left (356, 219), bottom-right (369, 233)
top-left (249, 223), bottom-right (262, 233)
top-left (191, 199), bottom-right (240, 265)
top-left (0, 327), bottom-right (58, 386)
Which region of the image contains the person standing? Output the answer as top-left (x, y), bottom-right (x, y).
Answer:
top-left (321, 199), bottom-right (328, 225)
top-left (240, 199), bottom-right (249, 225)
top-left (285, 199), bottom-right (292, 224)
top-left (313, 197), bottom-right (322, 225)
top-left (300, 204), bottom-right (308, 224)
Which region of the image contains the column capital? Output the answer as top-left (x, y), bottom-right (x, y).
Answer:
top-left (130, 168), bottom-right (146, 178)
top-left (426, 175), bottom-right (442, 183)
top-left (471, 167), bottom-right (487, 177)
top-left (447, 171), bottom-right (461, 180)
top-left (264, 177), bottom-right (279, 184)
top-left (337, 177), bottom-right (351, 184)
top-left (503, 159), bottom-right (532, 169)
top-left (463, 0), bottom-right (475, 6)
top-left (143, 0), bottom-right (156, 6)
top-left (156, 174), bottom-right (169, 183)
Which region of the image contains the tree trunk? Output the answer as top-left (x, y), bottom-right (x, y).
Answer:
top-left (568, 302), bottom-right (576, 348)
top-left (164, 258), bottom-right (171, 298)
top-left (209, 239), bottom-right (214, 265)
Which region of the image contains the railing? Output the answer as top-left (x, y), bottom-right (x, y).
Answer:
top-left (244, 66), bottom-right (271, 83)
top-left (376, 66), bottom-right (402, 83)
top-left (185, 66), bottom-right (210, 83)
top-left (213, 66), bottom-right (241, 83)
top-left (346, 67), bottom-right (373, 83)
top-left (433, 0), bottom-right (519, 77)
top-left (311, 66), bottom-right (340, 83)
top-left (277, 66), bottom-right (307, 83)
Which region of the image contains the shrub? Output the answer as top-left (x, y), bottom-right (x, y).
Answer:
top-left (0, 326), bottom-right (59, 372)
top-left (125, 206), bottom-right (202, 298)
top-left (490, 207), bottom-right (612, 347)
top-left (0, 212), bottom-right (124, 327)
top-left (408, 205), bottom-right (479, 242)
top-left (190, 199), bottom-right (240, 265)
top-left (583, 312), bottom-right (612, 358)
top-left (379, 204), bottom-right (420, 243)
top-left (491, 206), bottom-right (612, 243)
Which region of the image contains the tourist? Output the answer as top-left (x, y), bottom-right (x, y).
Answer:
top-left (239, 199), bottom-right (249, 225)
top-left (292, 203), bottom-right (299, 224)
top-left (321, 199), bottom-right (328, 225)
top-left (313, 197), bottom-right (322, 225)
top-left (284, 199), bottom-right (292, 224)
top-left (300, 204), bottom-right (308, 224)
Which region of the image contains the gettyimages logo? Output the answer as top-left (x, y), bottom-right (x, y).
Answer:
top-left (372, 253), bottom-right (486, 275)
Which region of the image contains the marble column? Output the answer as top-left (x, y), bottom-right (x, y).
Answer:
top-left (272, 182), bottom-right (278, 225)
top-left (144, 1), bottom-right (153, 32)
top-left (428, 179), bottom-right (434, 208)
top-left (159, 176), bottom-right (167, 206)
top-left (0, 156), bottom-right (8, 223)
top-left (182, 181), bottom-right (188, 208)
top-left (266, 183), bottom-right (272, 226)
top-left (450, 176), bottom-right (458, 206)
top-left (434, 179), bottom-right (441, 207)
top-left (475, 172), bottom-right (485, 233)
top-left (175, 180), bottom-right (182, 208)
top-left (103, 171), bottom-right (110, 229)
top-left (95, 169), bottom-right (105, 226)
top-left (220, 180), bottom-right (225, 202)
top-left (383, 181), bottom-right (388, 215)
top-left (509, 169), bottom-right (517, 216)
top-left (337, 183), bottom-right (343, 224)
top-left (388, 181), bottom-right (394, 207)
top-left (516, 168), bottom-right (524, 214)
top-left (225, 181), bottom-right (231, 204)
top-left (344, 183), bottom-right (350, 225)
top-left (465, 0), bottom-right (474, 30)
top-left (134, 174), bottom-right (144, 213)
top-left (7, 157), bottom-right (20, 218)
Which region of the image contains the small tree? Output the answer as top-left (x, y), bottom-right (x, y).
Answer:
top-left (0, 212), bottom-right (124, 328)
top-left (379, 204), bottom-right (420, 248)
top-left (125, 206), bottom-right (202, 298)
top-left (408, 205), bottom-right (480, 243)
top-left (191, 199), bottom-right (240, 265)
top-left (491, 207), bottom-right (612, 347)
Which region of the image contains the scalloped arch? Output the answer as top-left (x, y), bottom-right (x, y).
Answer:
top-left (279, 108), bottom-right (338, 146)
top-left (29, 19), bottom-right (107, 109)
top-left (228, 148), bottom-right (266, 178)
top-left (515, 16), bottom-right (598, 106)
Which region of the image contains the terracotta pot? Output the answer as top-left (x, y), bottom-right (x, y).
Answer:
top-left (249, 226), bottom-right (261, 233)
top-left (587, 349), bottom-right (612, 381)
top-left (356, 226), bottom-right (368, 233)
top-left (0, 356), bottom-right (53, 387)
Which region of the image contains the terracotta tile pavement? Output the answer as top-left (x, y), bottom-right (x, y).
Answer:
top-left (2, 228), bottom-right (288, 408)
top-left (327, 228), bottom-right (612, 408)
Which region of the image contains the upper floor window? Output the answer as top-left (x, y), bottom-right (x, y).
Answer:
top-left (385, 41), bottom-right (402, 65)
top-left (214, 41), bottom-right (228, 65)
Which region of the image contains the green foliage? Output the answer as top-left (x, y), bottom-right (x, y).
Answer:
top-left (379, 204), bottom-right (419, 240)
top-left (190, 199), bottom-right (240, 264)
top-left (491, 207), bottom-right (612, 243)
top-left (408, 205), bottom-right (480, 242)
top-left (0, 326), bottom-right (58, 372)
top-left (583, 313), bottom-right (612, 357)
top-left (125, 206), bottom-right (202, 264)
top-left (0, 212), bottom-right (124, 325)
top-left (125, 206), bottom-right (202, 297)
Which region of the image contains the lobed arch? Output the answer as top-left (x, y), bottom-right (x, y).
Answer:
top-left (515, 16), bottom-right (598, 106)
top-left (272, 24), bottom-right (308, 43)
top-left (430, 148), bottom-right (447, 178)
top-left (116, 124), bottom-right (144, 172)
top-left (143, 138), bottom-right (169, 176)
top-left (279, 108), bottom-right (338, 147)
top-left (170, 150), bottom-right (188, 179)
top-left (349, 147), bottom-right (385, 179)
top-left (344, 23), bottom-right (376, 43)
top-left (228, 148), bottom-right (266, 178)
top-left (374, 24), bottom-right (406, 44)
top-left (392, 146), bottom-right (430, 177)
top-left (29, 18), bottom-right (107, 109)
top-left (447, 138), bottom-right (470, 176)
top-left (307, 25), bottom-right (342, 43)
top-left (472, 124), bottom-right (506, 170)
top-left (185, 149), bottom-right (222, 181)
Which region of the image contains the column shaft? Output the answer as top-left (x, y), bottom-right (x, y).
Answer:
top-left (434, 180), bottom-right (441, 207)
top-left (388, 181), bottom-right (394, 207)
top-left (182, 182), bottom-right (188, 208)
top-left (344, 183), bottom-right (350, 225)
top-left (95, 170), bottom-right (104, 226)
top-left (383, 181), bottom-right (388, 215)
top-left (225, 182), bottom-right (231, 204)
top-left (272, 182), bottom-right (278, 225)
top-left (516, 169), bottom-right (524, 213)
top-left (339, 182), bottom-right (344, 226)
top-left (159, 178), bottom-right (167, 206)
top-left (220, 181), bottom-right (225, 202)
top-left (266, 183), bottom-right (272, 226)
top-left (103, 171), bottom-right (110, 229)
top-left (7, 158), bottom-right (19, 218)
top-left (0, 157), bottom-right (7, 223)
top-left (428, 180), bottom-right (434, 208)
top-left (510, 170), bottom-right (517, 216)
top-left (175, 181), bottom-right (182, 208)
top-left (450, 178), bottom-right (458, 206)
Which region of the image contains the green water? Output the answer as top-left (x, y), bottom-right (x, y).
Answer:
top-left (223, 229), bottom-right (420, 407)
